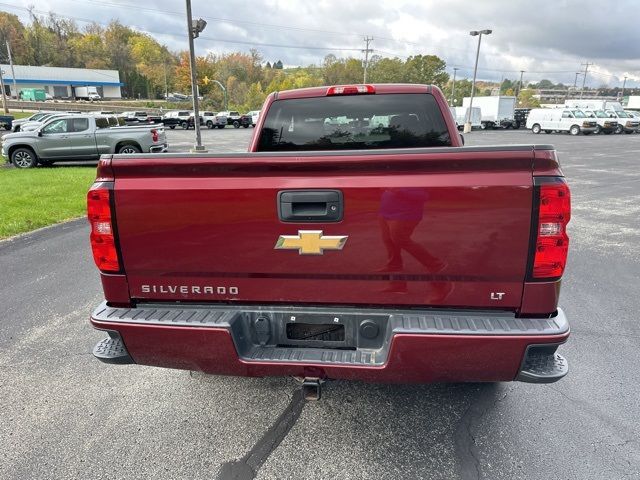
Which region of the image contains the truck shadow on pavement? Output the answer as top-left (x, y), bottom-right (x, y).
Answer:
top-left (196, 374), bottom-right (506, 480)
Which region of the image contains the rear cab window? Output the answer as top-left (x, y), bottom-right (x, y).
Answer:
top-left (95, 117), bottom-right (109, 129)
top-left (71, 117), bottom-right (89, 132)
top-left (257, 93), bottom-right (451, 151)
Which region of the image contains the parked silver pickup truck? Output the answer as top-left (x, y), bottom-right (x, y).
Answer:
top-left (2, 114), bottom-right (168, 168)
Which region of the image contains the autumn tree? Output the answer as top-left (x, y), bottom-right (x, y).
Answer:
top-left (442, 78), bottom-right (473, 106)
top-left (0, 12), bottom-right (30, 64)
top-left (403, 54), bottom-right (449, 87)
top-left (368, 56), bottom-right (405, 83)
top-left (517, 89), bottom-right (541, 108)
top-left (69, 32), bottom-right (109, 69)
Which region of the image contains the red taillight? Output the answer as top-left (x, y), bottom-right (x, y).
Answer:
top-left (151, 128), bottom-right (159, 142)
top-left (87, 185), bottom-right (120, 272)
top-left (531, 178), bottom-right (571, 279)
top-left (326, 84), bottom-right (375, 96)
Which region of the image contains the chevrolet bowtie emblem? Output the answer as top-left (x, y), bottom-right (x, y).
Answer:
top-left (275, 230), bottom-right (348, 255)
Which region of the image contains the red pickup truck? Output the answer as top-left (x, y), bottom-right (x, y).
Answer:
top-left (88, 84), bottom-right (570, 398)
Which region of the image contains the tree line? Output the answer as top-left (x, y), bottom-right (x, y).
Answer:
top-left (2, 10), bottom-right (612, 112)
top-left (0, 10), bottom-right (455, 111)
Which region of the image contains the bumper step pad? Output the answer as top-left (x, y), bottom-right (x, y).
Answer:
top-left (517, 350), bottom-right (568, 383)
top-left (91, 302), bottom-right (569, 376)
top-left (92, 335), bottom-right (134, 365)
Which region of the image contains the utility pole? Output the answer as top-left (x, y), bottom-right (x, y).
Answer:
top-left (517, 70), bottom-right (525, 97)
top-left (362, 36), bottom-right (373, 83)
top-left (0, 67), bottom-right (8, 113)
top-left (185, 0), bottom-right (207, 152)
top-left (6, 40), bottom-right (17, 99)
top-left (450, 67), bottom-right (459, 106)
top-left (163, 60), bottom-right (168, 99)
top-left (579, 62), bottom-right (592, 99)
top-left (620, 76), bottom-right (628, 101)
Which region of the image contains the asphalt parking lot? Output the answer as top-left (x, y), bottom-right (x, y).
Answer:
top-left (1, 128), bottom-right (639, 479)
top-left (165, 124), bottom-right (255, 153)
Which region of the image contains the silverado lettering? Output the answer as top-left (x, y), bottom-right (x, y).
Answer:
top-left (88, 83), bottom-right (571, 389)
top-left (140, 285), bottom-right (239, 295)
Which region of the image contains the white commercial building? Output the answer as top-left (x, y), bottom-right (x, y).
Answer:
top-left (0, 64), bottom-right (122, 99)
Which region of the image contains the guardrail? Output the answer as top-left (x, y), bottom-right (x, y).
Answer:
top-left (7, 100), bottom-right (165, 115)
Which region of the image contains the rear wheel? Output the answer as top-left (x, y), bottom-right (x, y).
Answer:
top-left (206, 121), bottom-right (214, 129)
top-left (594, 125), bottom-right (602, 134)
top-left (11, 147), bottom-right (38, 168)
top-left (531, 123), bottom-right (541, 134)
top-left (118, 144), bottom-right (142, 154)
top-left (233, 121), bottom-right (240, 128)
top-left (181, 121), bottom-right (189, 130)
top-left (569, 125), bottom-right (580, 136)
top-left (615, 125), bottom-right (623, 134)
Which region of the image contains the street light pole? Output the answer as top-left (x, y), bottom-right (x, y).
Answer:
top-left (517, 70), bottom-right (525, 97)
top-left (464, 29), bottom-right (492, 133)
top-left (211, 79), bottom-right (227, 110)
top-left (450, 67), bottom-right (459, 106)
top-left (620, 76), bottom-right (628, 101)
top-left (185, 0), bottom-right (207, 152)
top-left (579, 62), bottom-right (592, 99)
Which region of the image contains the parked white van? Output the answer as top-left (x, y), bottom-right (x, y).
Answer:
top-left (526, 108), bottom-right (597, 135)
top-left (603, 110), bottom-right (639, 134)
top-left (581, 110), bottom-right (618, 134)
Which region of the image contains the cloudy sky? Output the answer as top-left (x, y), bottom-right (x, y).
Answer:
top-left (3, 0), bottom-right (640, 87)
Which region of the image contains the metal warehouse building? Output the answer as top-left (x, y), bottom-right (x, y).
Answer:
top-left (0, 64), bottom-right (123, 99)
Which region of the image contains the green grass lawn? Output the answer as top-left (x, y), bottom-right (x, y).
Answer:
top-left (9, 111), bottom-right (36, 120)
top-left (0, 166), bottom-right (97, 239)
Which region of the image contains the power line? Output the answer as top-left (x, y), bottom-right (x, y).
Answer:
top-left (66, 0), bottom-right (416, 45)
top-left (1, 0), bottom-right (637, 85)
top-left (0, 2), bottom-right (365, 53)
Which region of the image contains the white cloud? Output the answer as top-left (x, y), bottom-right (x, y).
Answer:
top-left (3, 0), bottom-right (639, 86)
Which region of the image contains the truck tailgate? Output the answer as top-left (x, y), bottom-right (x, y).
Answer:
top-left (112, 147), bottom-right (535, 310)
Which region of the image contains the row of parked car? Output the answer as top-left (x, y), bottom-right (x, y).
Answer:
top-left (526, 100), bottom-right (640, 135)
top-left (7, 108), bottom-right (263, 133)
top-left (1, 111), bottom-right (167, 168)
top-left (160, 110), bottom-right (260, 130)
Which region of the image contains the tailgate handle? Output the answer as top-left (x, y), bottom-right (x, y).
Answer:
top-left (278, 190), bottom-right (343, 223)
